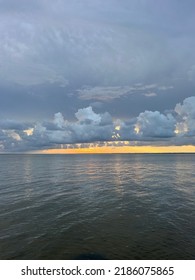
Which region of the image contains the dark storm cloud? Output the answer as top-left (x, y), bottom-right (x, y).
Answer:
top-left (0, 0), bottom-right (195, 151)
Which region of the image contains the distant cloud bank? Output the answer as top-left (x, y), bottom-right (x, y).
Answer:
top-left (1, 96), bottom-right (195, 152)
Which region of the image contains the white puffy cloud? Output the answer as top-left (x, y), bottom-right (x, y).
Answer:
top-left (25, 107), bottom-right (114, 147)
top-left (53, 112), bottom-right (66, 129)
top-left (175, 96), bottom-right (195, 118)
top-left (75, 106), bottom-right (102, 124)
top-left (174, 96), bottom-right (195, 135)
top-left (134, 111), bottom-right (176, 138)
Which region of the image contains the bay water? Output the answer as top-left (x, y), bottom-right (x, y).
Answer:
top-left (0, 154), bottom-right (195, 259)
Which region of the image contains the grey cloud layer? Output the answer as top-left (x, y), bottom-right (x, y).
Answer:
top-left (1, 0), bottom-right (195, 87)
top-left (1, 96), bottom-right (195, 152)
top-left (77, 84), bottom-right (175, 101)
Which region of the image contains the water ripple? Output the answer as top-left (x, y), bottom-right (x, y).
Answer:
top-left (0, 154), bottom-right (195, 259)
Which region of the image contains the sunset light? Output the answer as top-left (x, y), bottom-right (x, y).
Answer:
top-left (33, 145), bottom-right (195, 154)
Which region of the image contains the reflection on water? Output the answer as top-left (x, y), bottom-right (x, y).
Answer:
top-left (23, 157), bottom-right (33, 199)
top-left (0, 154), bottom-right (195, 260)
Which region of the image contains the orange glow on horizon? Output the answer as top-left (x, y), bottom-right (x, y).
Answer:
top-left (31, 145), bottom-right (195, 154)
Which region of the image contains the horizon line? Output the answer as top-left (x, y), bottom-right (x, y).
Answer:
top-left (1, 145), bottom-right (195, 154)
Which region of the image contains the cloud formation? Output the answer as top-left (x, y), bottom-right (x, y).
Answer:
top-left (1, 0), bottom-right (195, 89)
top-left (77, 84), bottom-right (169, 101)
top-left (175, 96), bottom-right (195, 136)
top-left (1, 96), bottom-right (195, 152)
top-left (135, 111), bottom-right (176, 138)
top-left (75, 106), bottom-right (102, 124)
top-left (77, 86), bottom-right (135, 101)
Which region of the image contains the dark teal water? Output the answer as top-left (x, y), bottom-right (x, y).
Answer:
top-left (0, 154), bottom-right (195, 259)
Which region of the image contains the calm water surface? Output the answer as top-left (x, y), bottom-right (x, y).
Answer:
top-left (0, 154), bottom-right (195, 259)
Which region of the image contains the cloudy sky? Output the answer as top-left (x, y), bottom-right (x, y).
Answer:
top-left (1, 0), bottom-right (195, 152)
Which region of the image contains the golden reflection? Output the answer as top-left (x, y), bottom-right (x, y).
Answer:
top-left (23, 157), bottom-right (33, 199)
top-left (112, 159), bottom-right (125, 196)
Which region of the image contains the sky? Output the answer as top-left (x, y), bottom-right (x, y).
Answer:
top-left (0, 0), bottom-right (195, 153)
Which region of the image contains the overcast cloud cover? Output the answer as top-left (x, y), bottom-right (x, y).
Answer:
top-left (0, 0), bottom-right (195, 152)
